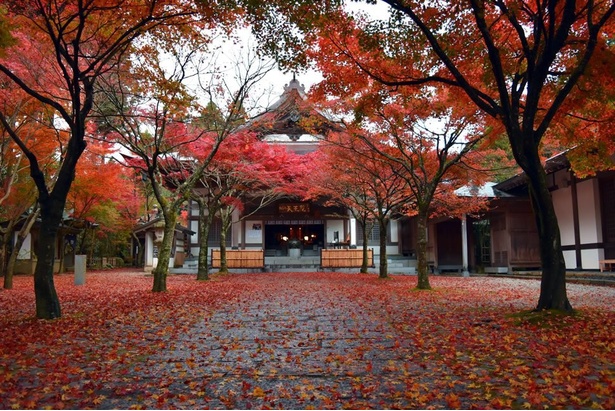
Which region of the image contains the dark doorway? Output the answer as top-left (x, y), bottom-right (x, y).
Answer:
top-left (264, 223), bottom-right (325, 256)
top-left (473, 219), bottom-right (491, 271)
top-left (436, 220), bottom-right (462, 265)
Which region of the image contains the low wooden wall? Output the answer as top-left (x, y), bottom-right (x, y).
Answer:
top-left (321, 248), bottom-right (374, 268)
top-left (211, 249), bottom-right (264, 269)
top-left (599, 259), bottom-right (615, 273)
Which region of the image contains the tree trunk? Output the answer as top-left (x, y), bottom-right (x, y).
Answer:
top-left (378, 217), bottom-right (388, 279)
top-left (360, 219), bottom-right (369, 273)
top-left (132, 232), bottom-right (144, 267)
top-left (218, 219), bottom-right (230, 274)
top-left (57, 235), bottom-right (66, 275)
top-left (197, 208), bottom-right (214, 281)
top-left (1, 221), bottom-right (16, 289)
top-left (34, 201), bottom-right (64, 319)
top-left (526, 165), bottom-right (572, 311)
top-left (1, 236), bottom-right (9, 287)
top-left (415, 211), bottom-right (432, 290)
top-left (509, 130), bottom-right (572, 311)
top-left (152, 212), bottom-right (177, 292)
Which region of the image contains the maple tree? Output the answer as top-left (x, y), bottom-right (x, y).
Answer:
top-left (0, 0), bottom-right (238, 319)
top-left (0, 7), bottom-right (13, 52)
top-left (191, 130), bottom-right (304, 277)
top-left (0, 82), bottom-right (59, 288)
top-left (305, 149), bottom-right (375, 273)
top-left (213, 141), bottom-right (306, 274)
top-left (99, 78), bottom-right (213, 292)
top-left (317, 81), bottom-right (491, 288)
top-left (66, 140), bottom-right (138, 265)
top-left (240, 0), bottom-right (615, 311)
top-left (99, 46), bottom-right (273, 291)
top-left (314, 131), bottom-right (410, 279)
top-left (0, 114), bottom-right (33, 288)
top-left (190, 188), bottom-right (223, 281)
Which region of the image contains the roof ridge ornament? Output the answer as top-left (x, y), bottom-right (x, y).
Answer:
top-left (284, 75), bottom-right (306, 96)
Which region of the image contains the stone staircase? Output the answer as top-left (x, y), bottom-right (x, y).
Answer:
top-left (173, 254), bottom-right (418, 275)
top-left (262, 253), bottom-right (418, 274)
top-left (379, 256), bottom-right (417, 275)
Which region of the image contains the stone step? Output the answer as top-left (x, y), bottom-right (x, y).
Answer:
top-left (179, 255), bottom-right (418, 272)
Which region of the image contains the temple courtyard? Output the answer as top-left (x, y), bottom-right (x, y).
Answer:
top-left (1, 270), bottom-right (613, 409)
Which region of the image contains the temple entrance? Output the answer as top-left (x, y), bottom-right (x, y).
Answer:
top-left (264, 222), bottom-right (325, 256)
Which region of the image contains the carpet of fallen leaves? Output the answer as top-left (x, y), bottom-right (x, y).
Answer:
top-left (0, 270), bottom-right (614, 410)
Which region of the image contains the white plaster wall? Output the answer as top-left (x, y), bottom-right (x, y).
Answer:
top-left (190, 203), bottom-right (199, 217)
top-left (350, 218), bottom-right (357, 246)
top-left (190, 220), bottom-right (199, 244)
top-left (577, 179), bottom-right (603, 244)
top-left (390, 219), bottom-right (399, 243)
top-left (552, 186), bottom-right (575, 246)
top-left (582, 249), bottom-right (603, 270)
top-left (326, 220), bottom-right (344, 243)
top-left (357, 246), bottom-right (396, 255)
top-left (232, 209), bottom-right (241, 247)
top-left (16, 233), bottom-right (32, 259)
top-left (363, 246), bottom-right (398, 256)
top-left (385, 246), bottom-right (398, 256)
top-left (563, 250), bottom-right (576, 270)
top-left (152, 256), bottom-right (175, 269)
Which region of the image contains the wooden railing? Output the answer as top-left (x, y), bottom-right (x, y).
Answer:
top-left (211, 249), bottom-right (264, 269)
top-left (321, 248), bottom-right (373, 268)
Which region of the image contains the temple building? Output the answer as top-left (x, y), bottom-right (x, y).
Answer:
top-left (185, 77), bottom-right (404, 262)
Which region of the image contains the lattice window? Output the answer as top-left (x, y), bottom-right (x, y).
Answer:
top-left (207, 219), bottom-right (231, 247)
top-left (473, 220), bottom-right (491, 265)
top-left (356, 221), bottom-right (384, 244)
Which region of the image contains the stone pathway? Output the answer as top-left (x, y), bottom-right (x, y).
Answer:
top-left (141, 275), bottom-right (427, 409)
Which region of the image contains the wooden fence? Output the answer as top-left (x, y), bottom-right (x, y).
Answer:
top-left (321, 248), bottom-right (373, 268)
top-left (211, 249), bottom-right (264, 269)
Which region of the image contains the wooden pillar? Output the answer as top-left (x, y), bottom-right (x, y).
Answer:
top-left (461, 214), bottom-right (470, 277)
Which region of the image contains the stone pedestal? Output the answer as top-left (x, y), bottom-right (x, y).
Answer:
top-left (74, 255), bottom-right (86, 285)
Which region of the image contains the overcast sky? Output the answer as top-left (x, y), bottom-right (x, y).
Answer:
top-left (205, 1), bottom-right (392, 114)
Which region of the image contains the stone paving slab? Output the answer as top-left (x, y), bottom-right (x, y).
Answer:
top-left (135, 279), bottom-right (432, 409)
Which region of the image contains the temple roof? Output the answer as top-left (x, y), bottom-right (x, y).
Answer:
top-left (493, 151), bottom-right (571, 193)
top-left (244, 77), bottom-right (339, 148)
top-left (267, 76), bottom-right (308, 111)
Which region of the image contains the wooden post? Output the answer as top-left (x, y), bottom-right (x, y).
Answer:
top-left (461, 214), bottom-right (470, 277)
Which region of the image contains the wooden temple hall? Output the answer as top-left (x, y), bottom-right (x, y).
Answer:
top-left (182, 77), bottom-right (388, 270)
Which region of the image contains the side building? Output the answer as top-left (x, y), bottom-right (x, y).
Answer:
top-left (492, 152), bottom-right (614, 272)
top-left (403, 152), bottom-right (615, 274)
